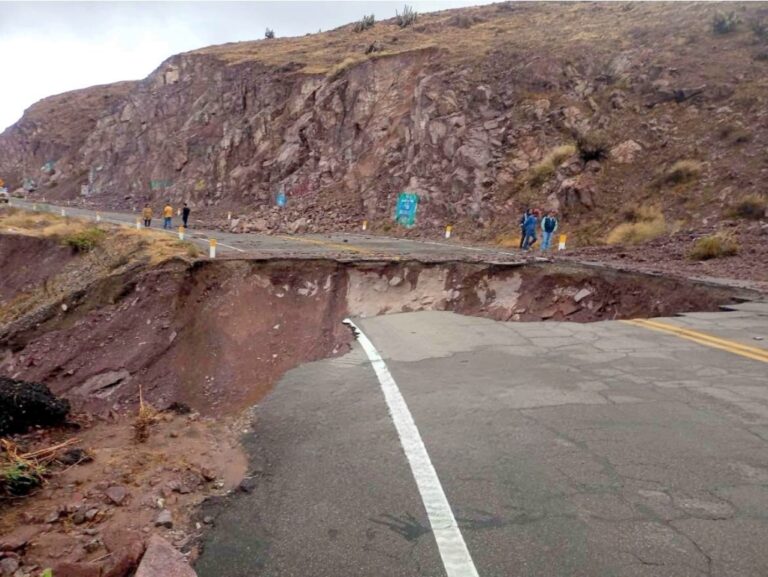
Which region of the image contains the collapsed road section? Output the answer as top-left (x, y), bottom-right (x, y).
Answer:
top-left (1, 228), bottom-right (749, 416)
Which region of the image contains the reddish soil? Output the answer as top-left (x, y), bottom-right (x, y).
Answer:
top-left (0, 412), bottom-right (246, 577)
top-left (0, 234), bottom-right (76, 303)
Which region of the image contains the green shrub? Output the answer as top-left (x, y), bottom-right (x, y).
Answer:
top-left (751, 17), bottom-right (768, 42)
top-left (354, 14), bottom-right (375, 33)
top-left (728, 194), bottom-right (767, 220)
top-left (264, 28), bottom-right (275, 39)
top-left (712, 11), bottom-right (740, 35)
top-left (396, 4), bottom-right (418, 28)
top-left (660, 160), bottom-right (702, 186)
top-left (688, 233), bottom-right (739, 260)
top-left (63, 227), bottom-right (106, 252)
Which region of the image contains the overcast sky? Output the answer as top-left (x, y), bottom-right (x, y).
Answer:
top-left (0, 0), bottom-right (494, 131)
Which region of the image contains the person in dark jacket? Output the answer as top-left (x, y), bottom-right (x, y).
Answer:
top-left (523, 210), bottom-right (539, 249)
top-left (540, 211), bottom-right (559, 251)
top-left (519, 209), bottom-right (531, 249)
top-left (182, 203), bottom-right (191, 228)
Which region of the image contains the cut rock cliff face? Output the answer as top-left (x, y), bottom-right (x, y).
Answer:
top-left (1, 2), bottom-right (767, 241)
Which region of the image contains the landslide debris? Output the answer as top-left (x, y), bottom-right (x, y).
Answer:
top-left (0, 377), bottom-right (70, 435)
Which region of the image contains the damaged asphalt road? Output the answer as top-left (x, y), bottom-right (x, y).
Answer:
top-left (196, 303), bottom-right (768, 577)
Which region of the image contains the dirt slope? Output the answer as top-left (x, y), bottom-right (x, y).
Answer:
top-left (1, 2), bottom-right (767, 244)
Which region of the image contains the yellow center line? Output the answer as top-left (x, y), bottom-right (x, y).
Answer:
top-left (276, 235), bottom-right (375, 255)
top-left (623, 318), bottom-right (768, 363)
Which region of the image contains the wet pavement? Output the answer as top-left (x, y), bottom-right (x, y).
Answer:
top-left (197, 303), bottom-right (768, 577)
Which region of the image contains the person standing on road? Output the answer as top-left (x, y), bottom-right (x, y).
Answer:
top-left (519, 208), bottom-right (531, 249)
top-left (523, 209), bottom-right (539, 250)
top-left (163, 202), bottom-right (173, 230)
top-left (540, 211), bottom-right (559, 251)
top-left (142, 204), bottom-right (153, 228)
top-left (182, 203), bottom-right (191, 228)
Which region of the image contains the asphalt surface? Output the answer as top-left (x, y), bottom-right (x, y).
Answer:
top-left (196, 302), bottom-right (768, 577)
top-left (9, 199), bottom-right (523, 263)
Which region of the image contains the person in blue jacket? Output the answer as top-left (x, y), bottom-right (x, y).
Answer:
top-left (540, 211), bottom-right (559, 251)
top-left (523, 209), bottom-right (539, 250)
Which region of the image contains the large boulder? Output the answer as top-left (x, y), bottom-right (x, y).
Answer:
top-left (135, 535), bottom-right (196, 577)
top-left (0, 377), bottom-right (70, 435)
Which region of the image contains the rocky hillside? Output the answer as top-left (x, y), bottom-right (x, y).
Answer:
top-left (1, 2), bottom-right (767, 242)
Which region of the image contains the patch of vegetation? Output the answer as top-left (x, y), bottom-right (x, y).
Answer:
top-left (659, 160), bottom-right (703, 186)
top-left (751, 17), bottom-right (768, 42)
top-left (529, 144), bottom-right (576, 187)
top-left (63, 227), bottom-right (106, 252)
top-left (728, 194), bottom-right (767, 220)
top-left (176, 240), bottom-right (200, 258)
top-left (575, 130), bottom-right (610, 162)
top-left (264, 28), bottom-right (275, 39)
top-left (606, 205), bottom-right (667, 245)
top-left (354, 14), bottom-right (375, 33)
top-left (712, 11), bottom-right (740, 35)
top-left (717, 123), bottom-right (752, 144)
top-left (396, 4), bottom-right (418, 28)
top-left (688, 233), bottom-right (739, 260)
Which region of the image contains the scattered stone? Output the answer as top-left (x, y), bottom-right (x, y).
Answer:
top-left (155, 510), bottom-right (173, 528)
top-left (84, 539), bottom-right (101, 554)
top-left (202, 516), bottom-right (214, 525)
top-left (0, 557), bottom-right (19, 576)
top-left (166, 402), bottom-right (191, 415)
top-left (101, 528), bottom-right (146, 577)
top-left (104, 486), bottom-right (128, 506)
top-left (0, 527), bottom-right (39, 552)
top-left (44, 511), bottom-right (60, 524)
top-left (57, 448), bottom-right (93, 466)
top-left (574, 288), bottom-right (593, 303)
top-left (72, 511), bottom-right (86, 525)
top-left (200, 467), bottom-right (216, 482)
top-left (238, 477), bottom-right (258, 494)
top-left (84, 508), bottom-right (100, 522)
top-left (51, 561), bottom-right (101, 577)
top-left (135, 535), bottom-right (196, 577)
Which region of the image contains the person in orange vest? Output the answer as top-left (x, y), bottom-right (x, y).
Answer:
top-left (142, 204), bottom-right (153, 227)
top-left (163, 202), bottom-right (173, 229)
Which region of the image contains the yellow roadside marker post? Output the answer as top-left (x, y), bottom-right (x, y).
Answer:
top-left (209, 238), bottom-right (217, 259)
top-left (135, 217), bottom-right (141, 230)
top-left (445, 225), bottom-right (453, 239)
top-left (362, 220), bottom-right (368, 231)
top-left (96, 212), bottom-right (101, 222)
top-left (178, 226), bottom-right (185, 241)
top-left (558, 234), bottom-right (567, 250)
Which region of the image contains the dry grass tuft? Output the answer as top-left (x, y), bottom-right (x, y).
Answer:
top-left (133, 385), bottom-right (158, 443)
top-left (660, 160), bottom-right (703, 186)
top-left (1, 438), bottom-right (78, 496)
top-left (495, 233), bottom-right (522, 248)
top-left (728, 194), bottom-right (767, 220)
top-left (607, 204), bottom-right (666, 245)
top-left (688, 233), bottom-right (739, 260)
top-left (529, 144), bottom-right (576, 186)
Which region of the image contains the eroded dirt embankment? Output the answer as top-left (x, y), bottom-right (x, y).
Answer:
top-left (1, 234), bottom-right (748, 417)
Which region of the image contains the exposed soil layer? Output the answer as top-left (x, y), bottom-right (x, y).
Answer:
top-left (0, 234), bottom-right (76, 304)
top-left (1, 242), bottom-right (750, 418)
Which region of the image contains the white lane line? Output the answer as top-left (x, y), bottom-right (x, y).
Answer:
top-left (343, 318), bottom-right (480, 577)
